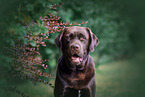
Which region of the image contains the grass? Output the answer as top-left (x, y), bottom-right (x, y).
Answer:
top-left (2, 54), bottom-right (145, 97)
top-left (96, 55), bottom-right (145, 97)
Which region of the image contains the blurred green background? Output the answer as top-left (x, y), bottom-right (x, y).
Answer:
top-left (0, 0), bottom-right (145, 97)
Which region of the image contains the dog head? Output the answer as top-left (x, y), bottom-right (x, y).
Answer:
top-left (55, 26), bottom-right (99, 70)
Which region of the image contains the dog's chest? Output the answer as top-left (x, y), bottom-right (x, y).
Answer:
top-left (71, 72), bottom-right (86, 81)
top-left (61, 70), bottom-right (92, 89)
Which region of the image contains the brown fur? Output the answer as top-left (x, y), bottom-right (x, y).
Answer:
top-left (54, 26), bottom-right (99, 97)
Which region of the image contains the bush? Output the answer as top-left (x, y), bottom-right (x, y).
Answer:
top-left (0, 0), bottom-right (62, 96)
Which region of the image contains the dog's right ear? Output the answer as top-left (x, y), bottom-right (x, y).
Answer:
top-left (55, 28), bottom-right (67, 50)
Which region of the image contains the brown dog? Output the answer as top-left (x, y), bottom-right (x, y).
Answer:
top-left (54, 26), bottom-right (99, 97)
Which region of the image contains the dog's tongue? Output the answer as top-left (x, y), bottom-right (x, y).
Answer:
top-left (72, 57), bottom-right (83, 63)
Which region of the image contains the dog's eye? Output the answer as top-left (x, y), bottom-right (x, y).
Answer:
top-left (66, 36), bottom-right (70, 41)
top-left (80, 36), bottom-right (86, 41)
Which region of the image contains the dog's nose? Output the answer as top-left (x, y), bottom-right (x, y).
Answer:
top-left (71, 44), bottom-right (80, 51)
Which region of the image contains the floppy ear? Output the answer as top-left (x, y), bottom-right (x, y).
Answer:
top-left (55, 28), bottom-right (67, 50)
top-left (86, 28), bottom-right (99, 52)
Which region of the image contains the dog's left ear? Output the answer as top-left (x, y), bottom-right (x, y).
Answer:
top-left (55, 28), bottom-right (67, 50)
top-left (86, 28), bottom-right (99, 52)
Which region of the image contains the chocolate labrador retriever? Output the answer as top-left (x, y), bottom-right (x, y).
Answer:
top-left (54, 26), bottom-right (99, 97)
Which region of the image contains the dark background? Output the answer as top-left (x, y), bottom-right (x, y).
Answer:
top-left (0, 0), bottom-right (145, 97)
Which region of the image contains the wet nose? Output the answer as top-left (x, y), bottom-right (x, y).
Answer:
top-left (71, 44), bottom-right (80, 51)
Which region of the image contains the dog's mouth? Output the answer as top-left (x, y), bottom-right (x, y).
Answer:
top-left (71, 54), bottom-right (83, 63)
